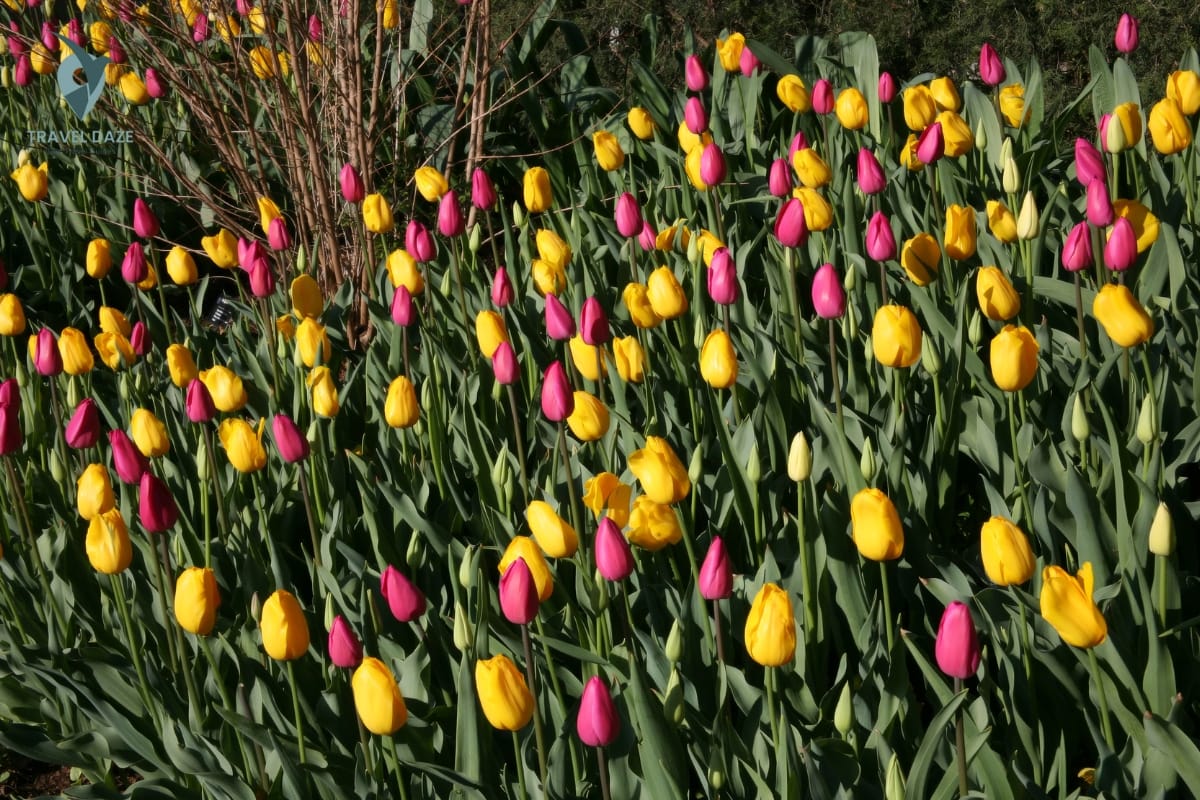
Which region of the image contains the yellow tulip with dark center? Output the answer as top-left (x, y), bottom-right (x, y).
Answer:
top-left (475, 655), bottom-right (533, 731)
top-left (943, 204), bottom-right (977, 260)
top-left (625, 495), bottom-right (682, 551)
top-left (976, 266), bottom-right (1021, 321)
top-left (175, 567), bottom-right (221, 635)
top-left (872, 305), bottom-right (922, 368)
top-left (385, 376), bottom-right (419, 429)
top-left (980, 516), bottom-right (1035, 586)
top-left (566, 390), bottom-right (609, 442)
top-left (218, 418), bottom-right (267, 473)
top-left (989, 324), bottom-right (1039, 391)
top-left (131, 408), bottom-right (170, 457)
top-left (1092, 284), bottom-right (1154, 347)
top-left (850, 488), bottom-right (905, 561)
top-left (353, 657), bottom-right (408, 734)
top-left (1040, 563), bottom-right (1107, 649)
top-left (77, 463), bottom-right (115, 521)
top-left (526, 500), bottom-right (578, 558)
top-left (86, 508), bottom-right (131, 574)
top-left (699, 329), bottom-right (738, 389)
top-left (593, 130), bottom-right (625, 171)
top-left (900, 232), bottom-right (940, 286)
top-left (744, 583), bottom-right (796, 666)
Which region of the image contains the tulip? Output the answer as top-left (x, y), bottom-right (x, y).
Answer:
top-left (94, 332), bottom-right (136, 370)
top-left (109, 429), bottom-right (148, 484)
top-left (629, 436), bottom-right (689, 505)
top-left (608, 194), bottom-right (642, 242)
top-left (130, 199), bottom-right (157, 240)
top-left (866, 212), bottom-right (897, 262)
top-left (198, 366), bottom-right (248, 413)
top-left (192, 14), bottom-right (209, 41)
top-left (684, 97), bottom-right (708, 135)
top-left (774, 198), bottom-right (808, 248)
top-left (999, 84), bottom-right (1028, 127)
top-left (1104, 217), bottom-right (1137, 271)
top-left (1149, 503), bottom-right (1174, 557)
top-left (706, 248), bottom-right (739, 305)
top-left (1112, 198), bottom-right (1159, 253)
top-left (878, 71), bottom-right (897, 103)
top-left (900, 232), bottom-right (940, 286)
top-left (84, 238), bottom-right (113, 278)
top-left (436, 190), bottom-right (464, 238)
top-left (1074, 138), bottom-right (1105, 186)
top-left (1040, 563), bottom-right (1107, 648)
top-left (627, 106), bottom-right (657, 140)
top-left (595, 518), bottom-right (634, 581)
top-left (699, 143), bottom-right (726, 186)
top-left (767, 158), bottom-right (793, 197)
top-left (86, 509), bottom-right (131, 574)
top-left (916, 122), bottom-right (944, 164)
top-left (340, 163), bottom-right (365, 203)
top-left (218, 418), bottom-right (267, 472)
top-left (308, 366), bottom-right (339, 417)
top-left (938, 110), bottom-right (974, 157)
top-left (296, 318), bottom-right (331, 368)
top-left (792, 148), bottom-right (832, 189)
top-left (850, 488), bottom-right (904, 561)
top-left (352, 657), bottom-right (407, 734)
top-left (685, 54), bottom-right (708, 92)
top-left (980, 516), bottom-right (1035, 586)
top-left (245, 256), bottom-right (273, 297)
top-left (1061, 221), bottom-right (1093, 272)
top-left (0, 404), bottom-right (20, 455)
top-left (899, 133), bottom-right (924, 171)
top-left (625, 495), bottom-right (682, 550)
top-left (621, 283), bottom-right (661, 329)
top-left (646, 266), bottom-right (688, 319)
top-left (328, 615), bottom-right (363, 668)
top-left (979, 43), bottom-right (1005, 87)
top-left (788, 132), bottom-right (811, 161)
top-left (540, 361), bottom-right (574, 422)
top-left (929, 77), bottom-right (960, 113)
top-left (491, 341), bottom-right (518, 385)
top-left (261, 589), bottom-right (310, 660)
top-left (30, 328), bottom-right (61, 376)
top-left (130, 408), bottom-right (169, 458)
top-left (942, 205), bottom-right (976, 260)
top-left (739, 45), bottom-right (760, 76)
top-left (499, 556), bottom-right (540, 624)
top-left (976, 266), bottom-right (1021, 321)
top-left (381, 565), bottom-right (426, 622)
top-left (175, 566), bottom-right (220, 635)
top-left (583, 473), bottom-right (632, 527)
top-left (139, 471), bottom-right (178, 533)
top-left (809, 262), bottom-right (846, 319)
top-left (985, 200), bottom-right (1018, 244)
top-left (414, 165), bottom-right (448, 202)
top-left (10, 162), bottom-right (49, 203)
top-left (698, 536), bottom-right (732, 599)
top-left (567, 389), bottom-right (609, 442)
top-left (1114, 12), bottom-right (1138, 54)
top-left (542, 294), bottom-right (575, 342)
top-left (935, 602), bottom-right (981, 679)
top-left (903, 85), bottom-right (937, 131)
top-left (65, 399), bottom-right (100, 449)
top-left (77, 463), bottom-right (116, 520)
top-left (856, 148), bottom-right (886, 195)
top-left (401, 220), bottom-right (433, 263)
top-left (12, 55), bottom-right (32, 87)
top-left (523, 166), bottom-right (552, 213)
top-left (1015, 191), bottom-right (1039, 241)
top-left (577, 676), bottom-right (619, 747)
top-left (0, 378), bottom-right (16, 410)
top-left (1107, 102), bottom-right (1142, 151)
top-left (1148, 97), bottom-right (1192, 155)
top-left (535, 229), bottom-right (571, 270)
top-left (472, 310), bottom-right (508, 358)
top-left (835, 87), bottom-right (868, 130)
top-left (715, 32), bottom-right (744, 72)
top-left (699, 330), bottom-right (737, 389)
top-left (362, 193), bottom-right (394, 233)
top-left (776, 74), bottom-right (810, 113)
top-left (119, 242), bottom-right (147, 284)
top-left (499, 537), bottom-right (554, 600)
top-left (811, 78), bottom-right (833, 114)
top-left (271, 414), bottom-right (310, 463)
top-left (1166, 70), bottom-right (1200, 116)
top-left (476, 655), bottom-right (534, 731)
top-left (745, 583), bottom-right (796, 666)
top-left (386, 250), bottom-right (424, 295)
top-left (184, 378), bottom-right (216, 423)
top-left (385, 376), bottom-right (419, 428)
top-left (593, 130), bottom-right (625, 171)
top-left (990, 324), bottom-right (1039, 391)
top-left (469, 167), bottom-right (497, 211)
top-left (578, 296), bottom-right (610, 346)
top-left (1092, 283), bottom-right (1154, 347)
top-left (612, 336), bottom-right (645, 383)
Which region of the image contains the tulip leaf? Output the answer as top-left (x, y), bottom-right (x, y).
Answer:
top-left (625, 661), bottom-right (686, 799)
top-left (1144, 713), bottom-right (1200, 796)
top-left (905, 690), bottom-right (968, 799)
top-left (1089, 45), bottom-right (1115, 126)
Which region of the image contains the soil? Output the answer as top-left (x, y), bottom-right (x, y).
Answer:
top-left (0, 752), bottom-right (140, 798)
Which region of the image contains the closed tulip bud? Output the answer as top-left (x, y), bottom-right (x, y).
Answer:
top-left (308, 366), bottom-right (339, 417)
top-left (698, 536), bottom-right (732, 599)
top-left (109, 429), bottom-right (148, 483)
top-left (76, 462), bottom-right (115, 520)
top-left (872, 306), bottom-right (921, 368)
top-left (1148, 98), bottom-right (1192, 155)
top-left (715, 31), bottom-right (744, 72)
top-left (745, 583), bottom-right (797, 666)
top-left (540, 361), bottom-right (573, 422)
top-left (812, 263), bottom-right (846, 319)
top-left (272, 413), bottom-right (310, 463)
top-left (30, 328), bottom-right (61, 376)
top-left (64, 398), bottom-right (99, 449)
top-left (185, 378), bottom-right (216, 423)
top-left (774, 198), bottom-right (808, 248)
top-left (327, 615), bottom-right (363, 668)
top-left (975, 118), bottom-right (988, 150)
top-left (850, 488), bottom-right (904, 561)
top-left (381, 565), bottom-right (426, 622)
top-left (916, 122), bottom-right (944, 164)
top-left (362, 193), bottom-right (394, 233)
top-left (338, 163), bottom-right (365, 204)
top-left (629, 436), bottom-right (690, 505)
top-left (856, 148), bottom-right (886, 195)
top-left (684, 97), bottom-right (707, 135)
top-left (986, 200), bottom-right (1018, 244)
top-left (706, 248), bottom-right (739, 306)
top-left (833, 682), bottom-right (854, 736)
top-left (567, 390), bottom-right (609, 441)
top-left (607, 195), bottom-right (641, 244)
top-left (682, 53), bottom-right (709, 92)
top-left (979, 43), bottom-right (1005, 87)
top-left (1016, 191), bottom-right (1039, 240)
top-left (976, 266), bottom-right (1021, 321)
top-left (699, 142), bottom-right (726, 185)
top-left (763, 159), bottom-right (791, 198)
top-left (405, 220), bottom-right (434, 263)
top-left (808, 78), bottom-right (832, 114)
top-left (835, 87), bottom-right (868, 130)
top-left (1040, 563), bottom-right (1106, 648)
top-left (132, 198), bottom-right (159, 239)
top-left (592, 130), bottom-right (625, 172)
top-left (980, 516), bottom-right (1035, 586)
top-left (499, 556), bottom-right (540, 624)
top-left (699, 329), bottom-right (738, 389)
top-left (989, 324), bottom-right (1039, 391)
top-left (866, 211), bottom-right (896, 262)
top-left (351, 657), bottom-right (407, 734)
top-left (82, 238), bottom-right (113, 279)
top-left (1084, 179), bottom-right (1114, 228)
top-left (1104, 217), bottom-right (1137, 271)
top-left (646, 266), bottom-right (688, 320)
top-left (523, 166), bottom-right (552, 213)
top-left (119, 242), bottom-right (147, 284)
top-left (384, 375), bottom-right (419, 429)
top-left (1137, 392), bottom-right (1157, 445)
top-left (175, 566), bottom-right (220, 635)
top-left (0, 404), bottom-right (20, 455)
top-left (130, 408), bottom-right (169, 457)
top-left (1073, 138), bottom-right (1104, 187)
top-left (473, 309), bottom-right (508, 358)
top-left (776, 74), bottom-right (810, 113)
top-left (575, 677), bottom-right (623, 754)
top-left (901, 232), bottom-right (941, 286)
top-left (1061, 221), bottom-right (1093, 272)
top-left (0, 378), bottom-right (17, 410)
top-left (901, 85), bottom-right (936, 132)
top-left (413, 165), bottom-right (448, 203)
top-left (580, 297), bottom-right (609, 345)
top-left (476, 654), bottom-right (533, 731)
top-left (738, 45), bottom-right (760, 75)
top-left (1148, 502), bottom-right (1174, 557)
top-left (592, 517), bottom-right (632, 581)
top-left (612, 336), bottom-right (645, 383)
top-left (436, 190), bottom-right (464, 237)
top-left (127, 322), bottom-right (149, 358)
top-left (85, 508), bottom-right (131, 574)
top-left (1114, 13), bottom-right (1138, 54)
top-left (138, 470), bottom-right (178, 533)
top-left (540, 293), bottom-right (573, 341)
top-left (261, 589), bottom-right (310, 660)
top-left (1068, 394), bottom-right (1090, 443)
top-left (1104, 106), bottom-right (1132, 152)
top-left (935, 601), bottom-right (981, 679)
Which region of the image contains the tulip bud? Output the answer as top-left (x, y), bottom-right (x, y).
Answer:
top-left (686, 230), bottom-right (701, 266)
top-left (663, 667), bottom-right (685, 726)
top-left (491, 445), bottom-right (513, 507)
top-left (1016, 191), bottom-right (1039, 240)
top-left (935, 601), bottom-right (981, 679)
top-left (132, 197), bottom-right (159, 239)
top-left (685, 54), bottom-right (708, 92)
top-left (834, 682), bottom-right (853, 736)
top-left (860, 439), bottom-right (876, 483)
top-left (453, 602), bottom-right (473, 652)
top-left (381, 565), bottom-right (426, 622)
top-left (437, 190), bottom-right (464, 237)
top-left (1071, 393), bottom-right (1090, 443)
top-left (580, 297), bottom-right (609, 345)
top-left (1086, 179), bottom-right (1114, 227)
top-left (856, 148), bottom-right (886, 195)
top-left (540, 361), bottom-right (573, 421)
top-left (576, 676), bottom-right (619, 747)
top-left (878, 71), bottom-right (897, 103)
top-left (638, 221), bottom-right (657, 251)
top-left (979, 43), bottom-right (1005, 88)
top-left (1114, 12), bottom-right (1138, 55)
top-left (974, 118), bottom-right (988, 150)
top-left (406, 531), bottom-right (426, 570)
top-left (866, 211), bottom-right (897, 262)
top-left (706, 248), bottom-right (739, 305)
top-left (1105, 217), bottom-right (1138, 271)
top-left (1136, 392), bottom-right (1157, 445)
top-left (665, 619), bottom-right (684, 663)
top-left (1104, 113), bottom-right (1127, 153)
top-left (968, 310), bottom-right (983, 347)
top-left (684, 96), bottom-right (708, 135)
top-left (328, 615), bottom-right (363, 668)
top-left (471, 168), bottom-right (497, 211)
top-left (787, 433), bottom-right (812, 482)
top-left (138, 471), bottom-right (178, 533)
top-left (812, 78), bottom-right (833, 114)
top-left (699, 142), bottom-right (726, 186)
top-left (687, 442), bottom-right (704, 484)
top-left (339, 163), bottom-right (365, 203)
top-left (499, 556), bottom-right (539, 624)
top-left (885, 754), bottom-right (907, 800)
top-left (512, 200), bottom-right (525, 228)
top-left (698, 536), bottom-right (732, 600)
top-left (745, 443), bottom-right (761, 483)
top-left (1061, 221), bottom-right (1093, 272)
top-left (614, 192), bottom-right (642, 238)
top-left (1148, 502), bottom-right (1174, 557)
top-left (544, 294), bottom-right (575, 341)
top-left (1002, 156), bottom-right (1021, 194)
top-left (812, 263), bottom-right (846, 319)
top-left (916, 122), bottom-right (944, 163)
top-left (921, 334), bottom-right (942, 376)
top-left (774, 198), bottom-right (808, 248)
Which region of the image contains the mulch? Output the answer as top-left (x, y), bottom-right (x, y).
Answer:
top-left (0, 752), bottom-right (140, 798)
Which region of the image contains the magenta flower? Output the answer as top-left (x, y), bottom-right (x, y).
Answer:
top-left (380, 565), bottom-right (426, 622)
top-left (595, 518), bottom-right (634, 581)
top-left (576, 676), bottom-right (619, 747)
top-left (697, 536), bottom-right (731, 600)
top-left (812, 263), bottom-right (846, 320)
top-left (935, 601), bottom-right (981, 680)
top-left (499, 556), bottom-right (539, 624)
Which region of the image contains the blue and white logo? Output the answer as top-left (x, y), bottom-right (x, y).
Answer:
top-left (55, 35), bottom-right (110, 120)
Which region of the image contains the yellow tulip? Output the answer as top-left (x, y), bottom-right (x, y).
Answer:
top-left (744, 583), bottom-right (796, 666)
top-left (1092, 284), bottom-right (1154, 348)
top-left (308, 366), bottom-right (339, 418)
top-left (131, 408), bottom-right (169, 458)
top-left (353, 657), bottom-right (408, 734)
top-left (593, 130), bottom-right (625, 171)
top-left (776, 74), bottom-right (810, 113)
top-left (646, 266), bottom-right (688, 320)
top-left (202, 229), bottom-right (238, 268)
top-left (715, 32), bottom-right (745, 72)
top-left (535, 229), bottom-right (572, 270)
top-left (792, 187), bottom-right (833, 231)
top-left (582, 473), bottom-right (632, 528)
top-left (1166, 70), bottom-right (1200, 116)
top-left (1148, 98), bottom-right (1192, 155)
top-left (929, 76), bottom-right (960, 112)
top-left (362, 193), bottom-right (394, 234)
top-left (1112, 199), bottom-right (1159, 253)
top-left (77, 463), bottom-right (115, 520)
top-left (943, 204), bottom-right (977, 260)
top-left (0, 294), bottom-right (26, 336)
top-left (1040, 563), bottom-right (1107, 649)
top-left (1110, 102), bottom-right (1142, 148)
top-left (986, 200), bottom-right (1018, 244)
top-left (386, 249), bottom-right (425, 294)
top-left (175, 567), bottom-right (220, 635)
top-left (475, 655), bottom-right (533, 731)
top-left (218, 418), bottom-right (267, 473)
top-left (900, 133), bottom-right (924, 171)
top-left (413, 165), bottom-right (449, 202)
top-left (627, 106), bottom-right (657, 140)
top-left (200, 366), bottom-right (248, 412)
top-left (475, 310), bottom-right (508, 359)
top-left (136, 263), bottom-right (158, 292)
top-left (699, 329), bottom-right (737, 389)
top-left (628, 436), bottom-right (689, 505)
top-left (566, 390), bottom-right (609, 442)
top-left (59, 328), bottom-right (94, 375)
top-left (900, 232), bottom-right (940, 286)
top-left (999, 84), bottom-right (1028, 127)
top-left (792, 148), bottom-right (832, 189)
top-left (380, 0), bottom-right (397, 28)
top-left (10, 162), bottom-right (49, 202)
top-left (499, 537), bottom-right (553, 601)
top-left (260, 589), bottom-right (310, 660)
top-left (86, 238), bottom-right (113, 278)
top-left (531, 259), bottom-right (566, 296)
top-left (568, 336), bottom-right (607, 382)
top-left (86, 509), bottom-right (131, 574)
top-left (94, 332), bottom-right (136, 370)
top-left (622, 283), bottom-right (662, 329)
top-left (937, 110), bottom-right (973, 157)
top-left (872, 305), bottom-right (922, 368)
top-left (989, 324), bottom-right (1038, 391)
top-left (526, 500), bottom-right (578, 558)
top-left (98, 306), bottom-right (131, 338)
top-left (384, 376), bottom-right (419, 429)
top-left (850, 488), bottom-right (905, 561)
top-left (296, 318), bottom-right (331, 368)
top-left (290, 275), bottom-right (323, 319)
top-left (903, 85), bottom-right (937, 131)
top-left (835, 87), bottom-right (868, 130)
top-left (980, 516), bottom-right (1034, 586)
top-left (677, 122), bottom-right (710, 155)
top-left (976, 266), bottom-right (1021, 321)
top-left (523, 166), bottom-right (552, 213)
top-left (612, 335), bottom-right (645, 383)
top-left (165, 246), bottom-right (198, 285)
top-left (625, 495), bottom-right (682, 551)
top-left (119, 71), bottom-right (149, 105)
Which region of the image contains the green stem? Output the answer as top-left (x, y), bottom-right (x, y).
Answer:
top-left (954, 677), bottom-right (968, 798)
top-left (1015, 592), bottom-right (1033, 685)
top-left (796, 484), bottom-right (816, 640)
top-left (534, 615), bottom-right (582, 782)
top-left (765, 667), bottom-right (781, 745)
top-left (200, 636), bottom-right (255, 783)
top-left (1088, 647), bottom-right (1115, 751)
top-left (1074, 272), bottom-right (1088, 361)
top-left (203, 425), bottom-right (228, 544)
top-left (512, 731), bottom-right (529, 800)
top-left (1007, 392), bottom-right (1031, 529)
top-left (522, 624), bottom-right (549, 788)
top-left (880, 560), bottom-right (895, 654)
top-left (712, 599), bottom-right (726, 664)
top-left (557, 422), bottom-right (583, 541)
top-left (388, 735), bottom-right (411, 800)
top-left (507, 385), bottom-right (530, 509)
top-left (286, 661), bottom-right (308, 765)
top-left (299, 464), bottom-right (321, 568)
top-left (1156, 553), bottom-right (1168, 631)
top-left (828, 318), bottom-right (844, 433)
top-left (112, 574), bottom-right (158, 729)
top-left (148, 533), bottom-right (180, 672)
top-left (597, 747), bottom-right (612, 800)
top-left (4, 457), bottom-right (69, 640)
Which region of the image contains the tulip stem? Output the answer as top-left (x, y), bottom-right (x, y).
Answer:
top-left (507, 385), bottom-right (531, 509)
top-left (796, 483), bottom-right (816, 641)
top-left (954, 678), bottom-right (968, 798)
top-left (534, 616), bottom-right (583, 782)
top-left (159, 534), bottom-right (201, 715)
top-left (298, 464), bottom-right (322, 568)
top-left (827, 319), bottom-right (844, 432)
top-left (1139, 348), bottom-right (1159, 485)
top-left (1007, 393), bottom-right (1031, 530)
top-left (111, 574), bottom-right (158, 730)
top-left (1015, 593), bottom-right (1034, 685)
top-left (449, 244), bottom-right (472, 355)
top-left (521, 624), bottom-right (550, 788)
top-left (202, 426), bottom-right (228, 545)
top-left (1073, 272), bottom-right (1088, 361)
top-left (1156, 554), bottom-right (1169, 630)
top-left (253, 474), bottom-right (286, 587)
top-left (4, 456), bottom-right (68, 641)
top-left (286, 660), bottom-right (308, 766)
top-left (765, 667), bottom-right (781, 746)
top-left (512, 731), bottom-right (529, 800)
top-left (199, 636), bottom-right (254, 783)
top-left (597, 746), bottom-right (612, 800)
top-left (556, 422), bottom-right (583, 544)
top-left (1087, 648), bottom-right (1115, 751)
top-left (712, 599), bottom-right (726, 665)
top-left (388, 735), bottom-right (410, 800)
top-left (880, 561), bottom-right (895, 655)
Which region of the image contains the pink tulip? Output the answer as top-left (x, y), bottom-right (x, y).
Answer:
top-left (67, 18), bottom-right (86, 47)
top-left (499, 557), bottom-right (539, 624)
top-left (697, 536), bottom-right (731, 600)
top-left (235, 0), bottom-right (251, 15)
top-left (638, 221), bottom-right (657, 252)
top-left (471, 167), bottom-right (497, 210)
top-left (391, 284), bottom-right (414, 326)
top-left (0, 405), bottom-right (22, 456)
top-left (1086, 180), bottom-right (1114, 227)
top-left (706, 247), bottom-right (739, 305)
top-left (878, 71), bottom-right (897, 103)
top-left (192, 14), bottom-right (209, 42)
top-left (186, 378), bottom-right (217, 423)
top-left (788, 131), bottom-right (810, 161)
top-left (1104, 217), bottom-right (1137, 271)
top-left (699, 143), bottom-right (726, 186)
top-left (595, 518), bottom-right (634, 581)
top-left (576, 676), bottom-right (619, 747)
top-left (33, 329), bottom-right (62, 376)
top-left (812, 263), bottom-right (846, 319)
top-left (380, 565), bottom-right (426, 622)
top-left (812, 79), bottom-right (834, 114)
top-left (1114, 13), bottom-right (1138, 54)
top-left (327, 615), bottom-right (362, 668)
top-left (406, 220), bottom-right (434, 262)
top-left (130, 321), bottom-right (150, 357)
top-left (580, 297), bottom-right (609, 345)
top-left (492, 341), bottom-right (518, 385)
top-left (41, 22), bottom-right (57, 51)
top-left (773, 198), bottom-right (807, 248)
top-left (615, 192), bottom-right (642, 238)
top-left (935, 601), bottom-right (981, 679)
top-left (248, 257), bottom-right (274, 297)
top-left (110, 430), bottom-right (149, 484)
top-left (340, 163), bottom-right (365, 203)
top-left (65, 398), bottom-right (100, 449)
top-left (237, 237), bottom-right (267, 271)
top-left (866, 211), bottom-right (897, 262)
top-left (121, 242), bottom-right (147, 283)
top-left (544, 294), bottom-right (576, 341)
top-left (267, 217), bottom-right (291, 251)
top-left (108, 36), bottom-right (126, 64)
top-left (437, 190), bottom-right (464, 237)
top-left (1061, 221), bottom-right (1093, 272)
top-left (144, 68), bottom-right (167, 98)
top-left (767, 158), bottom-right (793, 197)
top-left (13, 55), bottom-right (32, 88)
top-left (1074, 138), bottom-right (1106, 186)
top-left (139, 471), bottom-right (179, 533)
top-left (978, 43), bottom-right (1005, 87)
top-left (6, 22), bottom-right (24, 57)
top-left (491, 267), bottom-right (514, 308)
top-left (916, 122), bottom-right (944, 164)
top-left (684, 96), bottom-right (708, 135)
top-left (684, 54), bottom-right (708, 92)
top-left (272, 413), bottom-right (310, 462)
top-left (856, 148), bottom-right (886, 195)
top-left (0, 378), bottom-right (19, 410)
top-left (540, 361), bottom-right (574, 422)
top-left (739, 46), bottom-right (760, 76)
top-left (307, 13), bottom-right (323, 41)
